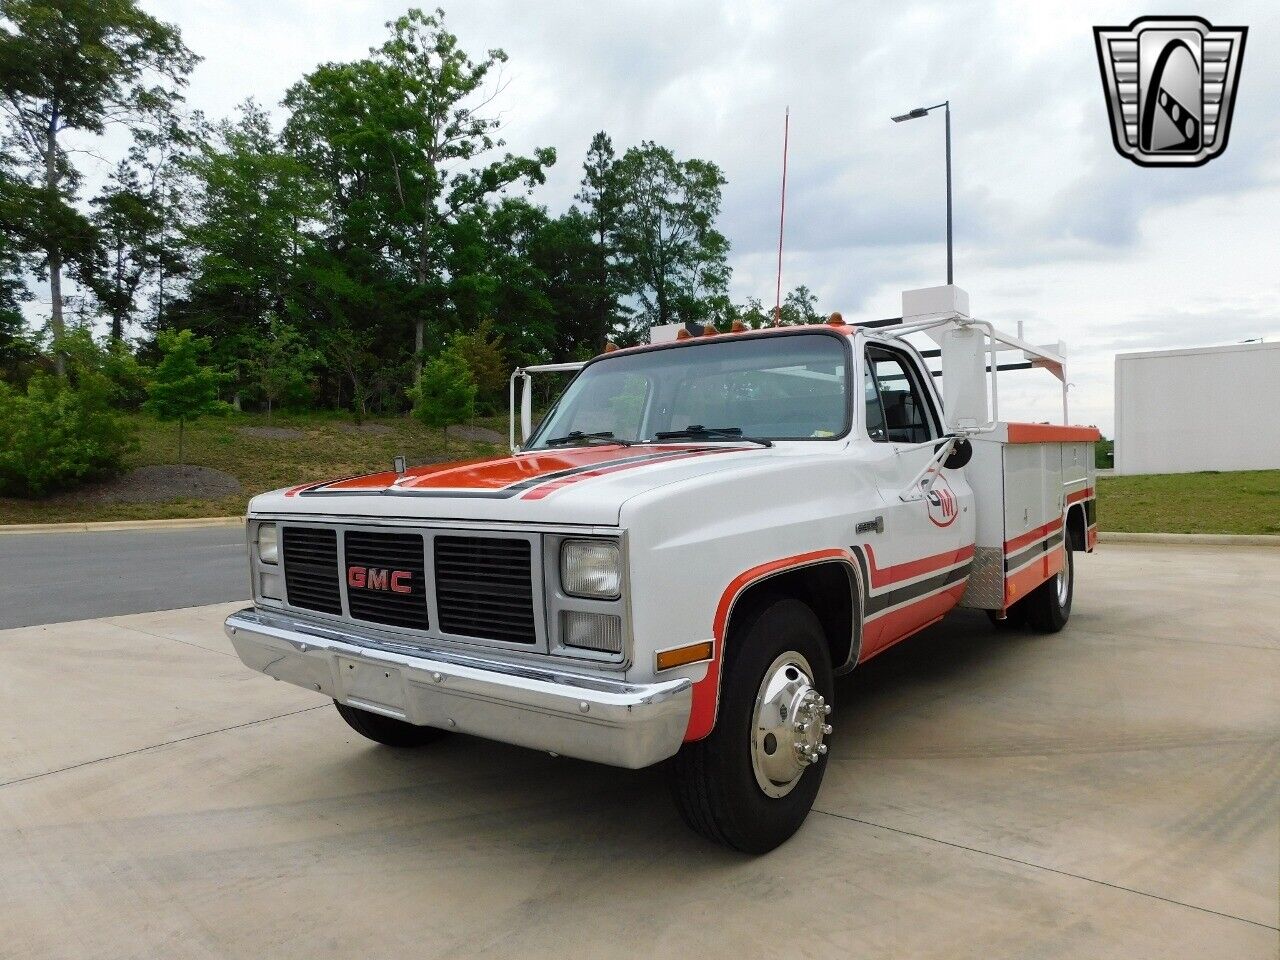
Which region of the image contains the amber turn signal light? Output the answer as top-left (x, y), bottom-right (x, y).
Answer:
top-left (655, 640), bottom-right (714, 672)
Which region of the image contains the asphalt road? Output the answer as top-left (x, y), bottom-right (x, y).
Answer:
top-left (0, 526), bottom-right (248, 628)
top-left (0, 543), bottom-right (1276, 959)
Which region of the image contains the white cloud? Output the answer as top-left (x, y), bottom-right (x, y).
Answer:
top-left (138, 0), bottom-right (1280, 433)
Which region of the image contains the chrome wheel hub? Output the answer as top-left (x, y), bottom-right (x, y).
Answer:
top-left (750, 653), bottom-right (832, 798)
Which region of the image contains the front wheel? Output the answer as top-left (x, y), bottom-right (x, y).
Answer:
top-left (669, 597), bottom-right (834, 853)
top-left (334, 701), bottom-right (450, 748)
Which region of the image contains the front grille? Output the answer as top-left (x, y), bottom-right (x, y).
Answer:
top-left (434, 536), bottom-right (536, 644)
top-left (343, 530), bottom-right (430, 630)
top-left (281, 526), bottom-right (342, 615)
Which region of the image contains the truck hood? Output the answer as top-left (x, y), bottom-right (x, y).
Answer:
top-left (247, 444), bottom-right (777, 526)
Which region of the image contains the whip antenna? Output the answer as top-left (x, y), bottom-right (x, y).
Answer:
top-left (773, 106), bottom-right (790, 326)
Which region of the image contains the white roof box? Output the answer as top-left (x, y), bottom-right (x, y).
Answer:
top-left (902, 285), bottom-right (970, 323)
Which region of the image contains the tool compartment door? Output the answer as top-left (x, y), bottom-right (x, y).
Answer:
top-left (1001, 442), bottom-right (1066, 609)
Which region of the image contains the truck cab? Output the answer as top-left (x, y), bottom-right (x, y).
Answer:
top-left (226, 286), bottom-right (1098, 852)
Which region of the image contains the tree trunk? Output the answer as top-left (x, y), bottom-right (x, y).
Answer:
top-left (44, 118), bottom-right (65, 378)
top-left (266, 395), bottom-right (273, 425)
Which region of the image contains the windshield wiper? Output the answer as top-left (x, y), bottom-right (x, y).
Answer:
top-left (545, 430), bottom-right (634, 448)
top-left (652, 425), bottom-right (773, 448)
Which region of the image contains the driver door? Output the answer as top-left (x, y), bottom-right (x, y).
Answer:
top-left (859, 342), bottom-right (974, 656)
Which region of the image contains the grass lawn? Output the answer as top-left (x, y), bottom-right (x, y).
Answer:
top-left (1096, 470), bottom-right (1280, 535)
top-left (0, 411), bottom-right (503, 525)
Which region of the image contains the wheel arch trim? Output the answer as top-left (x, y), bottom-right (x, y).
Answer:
top-left (684, 549), bottom-right (863, 742)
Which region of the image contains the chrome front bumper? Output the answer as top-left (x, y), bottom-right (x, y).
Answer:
top-left (224, 607), bottom-right (692, 769)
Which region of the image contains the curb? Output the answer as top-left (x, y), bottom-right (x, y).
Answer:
top-left (1098, 531), bottom-right (1280, 547)
top-left (0, 516), bottom-right (243, 535)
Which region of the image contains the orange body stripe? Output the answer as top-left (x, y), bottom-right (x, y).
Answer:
top-left (863, 542), bottom-right (974, 589)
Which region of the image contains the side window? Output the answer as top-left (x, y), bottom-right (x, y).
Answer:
top-left (865, 347), bottom-right (937, 444)
top-left (863, 360), bottom-right (887, 441)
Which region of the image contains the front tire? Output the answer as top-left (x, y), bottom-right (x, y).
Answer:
top-left (334, 701), bottom-right (450, 748)
top-left (669, 597), bottom-right (834, 853)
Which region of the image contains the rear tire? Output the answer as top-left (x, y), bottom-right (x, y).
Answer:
top-left (669, 597), bottom-right (834, 854)
top-left (1023, 535), bottom-right (1074, 633)
top-left (334, 701), bottom-right (449, 748)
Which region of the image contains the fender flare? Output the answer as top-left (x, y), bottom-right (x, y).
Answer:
top-left (684, 548), bottom-right (863, 742)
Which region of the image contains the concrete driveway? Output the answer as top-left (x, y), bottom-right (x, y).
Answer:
top-left (1, 544), bottom-right (1276, 959)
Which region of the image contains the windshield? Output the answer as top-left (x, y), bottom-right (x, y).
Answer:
top-left (528, 332), bottom-right (850, 448)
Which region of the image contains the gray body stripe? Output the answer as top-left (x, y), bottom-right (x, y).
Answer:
top-left (849, 544), bottom-right (971, 618)
top-left (863, 563), bottom-right (971, 616)
top-left (1005, 529), bottom-right (1065, 572)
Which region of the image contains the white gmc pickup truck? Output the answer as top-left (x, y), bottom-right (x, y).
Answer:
top-left (226, 285), bottom-right (1098, 852)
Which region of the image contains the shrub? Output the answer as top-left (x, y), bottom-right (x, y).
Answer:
top-left (408, 347), bottom-right (476, 445)
top-left (0, 375), bottom-right (136, 497)
top-left (144, 330), bottom-right (228, 463)
top-left (449, 318), bottom-right (507, 414)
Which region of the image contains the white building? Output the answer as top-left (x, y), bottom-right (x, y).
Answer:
top-left (1114, 341), bottom-right (1280, 475)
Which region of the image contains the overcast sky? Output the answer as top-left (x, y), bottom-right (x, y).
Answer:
top-left (142, 0), bottom-right (1278, 433)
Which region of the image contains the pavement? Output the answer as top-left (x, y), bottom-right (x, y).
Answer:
top-left (0, 526), bottom-right (247, 629)
top-left (0, 543), bottom-right (1276, 959)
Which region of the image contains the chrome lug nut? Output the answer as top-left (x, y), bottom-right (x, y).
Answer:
top-left (822, 724), bottom-right (833, 735)
top-left (817, 743), bottom-right (828, 755)
top-left (824, 704), bottom-right (832, 715)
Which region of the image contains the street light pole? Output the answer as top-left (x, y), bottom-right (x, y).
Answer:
top-left (892, 100), bottom-right (953, 285)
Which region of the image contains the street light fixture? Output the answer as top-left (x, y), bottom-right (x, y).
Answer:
top-left (891, 101), bottom-right (953, 284)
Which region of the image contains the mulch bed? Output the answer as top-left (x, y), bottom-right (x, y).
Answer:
top-left (60, 465), bottom-right (243, 504)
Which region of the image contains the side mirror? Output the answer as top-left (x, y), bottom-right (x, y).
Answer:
top-left (939, 437), bottom-right (972, 470)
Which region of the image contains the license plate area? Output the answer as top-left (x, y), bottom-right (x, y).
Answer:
top-left (336, 656), bottom-right (405, 716)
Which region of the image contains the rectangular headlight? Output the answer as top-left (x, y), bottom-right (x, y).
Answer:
top-left (257, 523), bottom-right (278, 564)
top-left (561, 610), bottom-right (623, 654)
top-left (560, 539), bottom-right (621, 599)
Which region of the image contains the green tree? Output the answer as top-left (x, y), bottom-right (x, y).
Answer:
top-left (321, 322), bottom-right (379, 424)
top-left (572, 131), bottom-right (622, 336)
top-left (0, 0), bottom-right (196, 376)
top-left (83, 105), bottom-right (197, 339)
top-left (408, 344), bottom-right (475, 448)
top-left (608, 141), bottom-right (729, 339)
top-left (182, 103), bottom-right (319, 369)
top-left (448, 317), bottom-right (506, 413)
top-left (284, 7), bottom-right (554, 377)
top-left (243, 316), bottom-right (318, 423)
top-left (143, 328), bottom-right (225, 463)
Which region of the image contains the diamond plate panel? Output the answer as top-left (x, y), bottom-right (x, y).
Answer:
top-left (960, 546), bottom-right (1005, 610)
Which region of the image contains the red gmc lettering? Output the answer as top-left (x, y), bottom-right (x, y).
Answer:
top-left (347, 565), bottom-right (411, 593)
